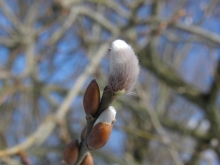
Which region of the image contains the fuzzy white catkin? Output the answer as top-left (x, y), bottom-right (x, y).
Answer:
top-left (108, 39), bottom-right (140, 95)
top-left (94, 106), bottom-right (116, 125)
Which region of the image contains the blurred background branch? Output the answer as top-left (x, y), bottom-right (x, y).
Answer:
top-left (0, 0), bottom-right (220, 164)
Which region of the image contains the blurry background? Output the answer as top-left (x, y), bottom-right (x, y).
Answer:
top-left (0, 0), bottom-right (220, 164)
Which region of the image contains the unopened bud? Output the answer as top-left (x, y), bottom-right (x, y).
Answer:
top-left (83, 79), bottom-right (100, 117)
top-left (108, 39), bottom-right (139, 95)
top-left (63, 140), bottom-right (79, 165)
top-left (86, 122), bottom-right (112, 150)
top-left (86, 106), bottom-right (116, 150)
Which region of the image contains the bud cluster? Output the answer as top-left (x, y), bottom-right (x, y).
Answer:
top-left (62, 39), bottom-right (139, 165)
top-left (62, 80), bottom-right (116, 165)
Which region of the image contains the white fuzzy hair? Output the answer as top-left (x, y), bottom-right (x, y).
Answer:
top-left (94, 106), bottom-right (116, 125)
top-left (108, 39), bottom-right (139, 94)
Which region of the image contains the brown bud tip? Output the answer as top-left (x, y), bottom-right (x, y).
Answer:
top-left (86, 122), bottom-right (112, 150)
top-left (80, 153), bottom-right (94, 165)
top-left (63, 140), bottom-right (79, 165)
top-left (80, 126), bottom-right (87, 141)
top-left (83, 79), bottom-right (100, 116)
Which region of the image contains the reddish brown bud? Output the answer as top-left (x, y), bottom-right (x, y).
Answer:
top-left (80, 153), bottom-right (94, 165)
top-left (80, 126), bottom-right (87, 141)
top-left (83, 79), bottom-right (100, 116)
top-left (86, 122), bottom-right (112, 150)
top-left (63, 140), bottom-right (79, 165)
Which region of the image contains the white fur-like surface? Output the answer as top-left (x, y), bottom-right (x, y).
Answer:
top-left (112, 40), bottom-right (129, 49)
top-left (94, 106), bottom-right (116, 125)
top-left (108, 39), bottom-right (139, 94)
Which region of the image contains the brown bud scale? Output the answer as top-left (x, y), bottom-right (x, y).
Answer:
top-left (63, 139), bottom-right (79, 165)
top-left (83, 79), bottom-right (100, 116)
top-left (87, 122), bottom-right (112, 150)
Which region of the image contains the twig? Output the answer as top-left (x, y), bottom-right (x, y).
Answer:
top-left (0, 1), bottom-right (23, 31)
top-left (0, 156), bottom-right (21, 165)
top-left (74, 86), bottom-right (116, 165)
top-left (88, 0), bottom-right (130, 19)
top-left (137, 17), bottom-right (220, 45)
top-left (47, 6), bottom-right (118, 46)
top-left (136, 83), bottom-right (184, 165)
top-left (0, 40), bottom-right (114, 157)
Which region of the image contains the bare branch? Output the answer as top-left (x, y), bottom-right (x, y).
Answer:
top-left (136, 84), bottom-right (184, 165)
top-left (0, 40), bottom-right (113, 157)
top-left (0, 1), bottom-right (23, 31)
